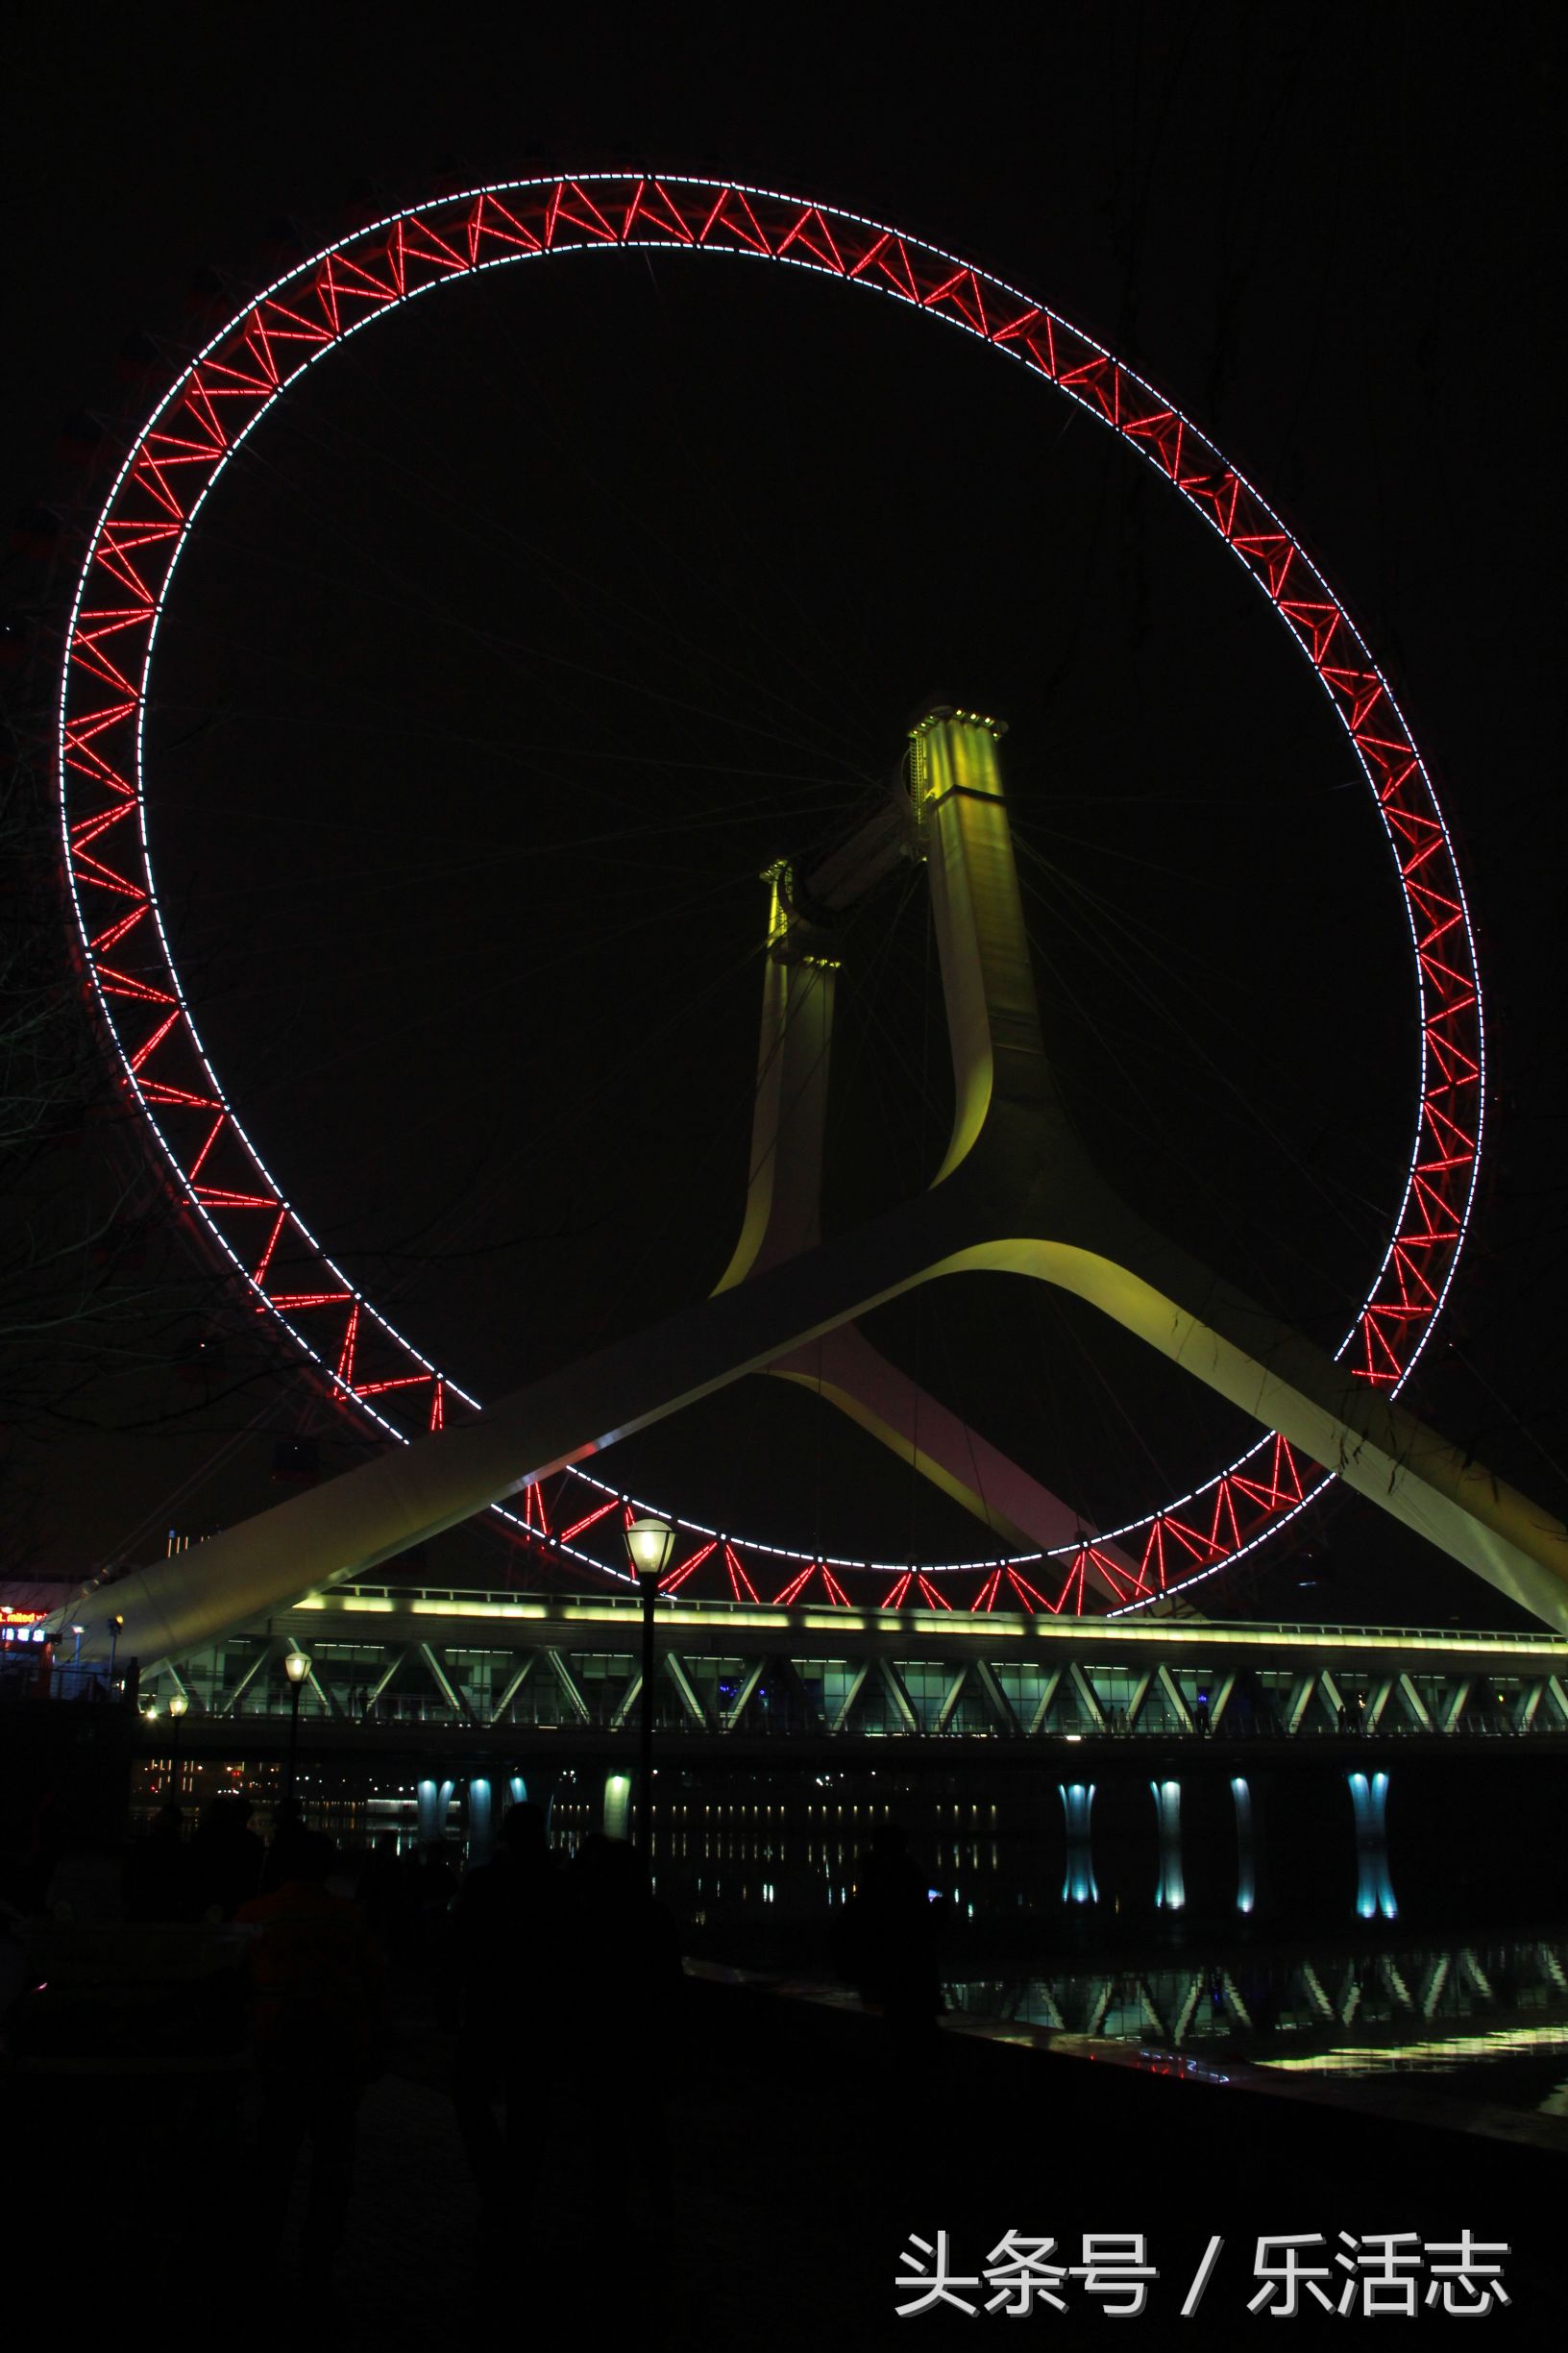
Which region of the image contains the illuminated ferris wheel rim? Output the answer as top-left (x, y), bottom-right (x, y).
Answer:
top-left (56, 171), bottom-right (1484, 1613)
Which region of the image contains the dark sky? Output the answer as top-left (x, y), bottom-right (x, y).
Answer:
top-left (6, 5), bottom-right (1563, 1625)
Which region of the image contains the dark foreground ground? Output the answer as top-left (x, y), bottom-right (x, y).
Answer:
top-left (10, 1958), bottom-right (1564, 2347)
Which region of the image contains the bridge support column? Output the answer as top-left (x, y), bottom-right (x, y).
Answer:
top-left (417, 1776), bottom-right (453, 1851)
top-left (508, 1769), bottom-right (560, 1835)
top-left (1152, 1778), bottom-right (1185, 1910)
top-left (603, 1770), bottom-right (632, 1842)
top-left (467, 1775), bottom-right (494, 1867)
top-left (1059, 1781), bottom-right (1097, 1904)
top-left (1231, 1776), bottom-right (1257, 1916)
top-left (1349, 1769), bottom-right (1397, 1922)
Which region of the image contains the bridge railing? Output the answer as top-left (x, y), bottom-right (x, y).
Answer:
top-left (138, 1693), bottom-right (1568, 1741)
top-left (332, 1586), bottom-right (1568, 1652)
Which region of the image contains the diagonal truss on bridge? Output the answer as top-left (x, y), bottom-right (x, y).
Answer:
top-left (137, 1588), bottom-right (1568, 1758)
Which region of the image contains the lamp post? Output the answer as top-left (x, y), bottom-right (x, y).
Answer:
top-left (167, 1691), bottom-right (188, 1801)
top-left (283, 1650), bottom-right (310, 1804)
top-left (624, 1516), bottom-right (676, 1864)
top-left (107, 1613), bottom-right (124, 1691)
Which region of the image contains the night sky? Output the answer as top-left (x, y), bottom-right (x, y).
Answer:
top-left (6, 6), bottom-right (1562, 1625)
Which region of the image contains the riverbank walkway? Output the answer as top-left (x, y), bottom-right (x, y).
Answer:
top-left (22, 1956), bottom-right (1558, 2344)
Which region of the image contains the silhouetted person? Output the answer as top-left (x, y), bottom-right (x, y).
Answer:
top-left (556, 1834), bottom-right (684, 2264)
top-left (568, 1833), bottom-right (683, 2003)
top-left (260, 1796), bottom-right (311, 1892)
top-left (236, 1829), bottom-right (387, 2286)
top-left (420, 1840), bottom-right (458, 1906)
top-left (0, 1898), bottom-right (27, 2028)
top-left (838, 1824), bottom-right (942, 2037)
top-left (41, 1823), bottom-right (124, 1924)
top-left (564, 1840), bottom-right (683, 2089)
top-left (355, 1831), bottom-right (410, 1955)
top-left (125, 1802), bottom-right (201, 1923)
top-left (190, 1795), bottom-right (265, 1918)
top-left (450, 1803), bottom-right (566, 2225)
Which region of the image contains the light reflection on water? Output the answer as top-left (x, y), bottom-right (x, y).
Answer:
top-left (546, 1775), bottom-right (1568, 2119)
top-left (551, 1769), bottom-right (1383, 1924)
top-left (943, 1934), bottom-right (1568, 2122)
top-left (551, 1783), bottom-right (1009, 1920)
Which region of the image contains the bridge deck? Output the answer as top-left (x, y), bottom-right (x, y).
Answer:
top-left (134, 1589), bottom-right (1568, 1752)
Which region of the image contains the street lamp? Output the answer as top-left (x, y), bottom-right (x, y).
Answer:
top-left (107, 1613), bottom-right (125, 1689)
top-left (283, 1650), bottom-right (310, 1804)
top-left (167, 1691), bottom-right (188, 1800)
top-left (624, 1516), bottom-right (676, 1862)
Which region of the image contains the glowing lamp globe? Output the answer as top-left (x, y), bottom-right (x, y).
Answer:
top-left (625, 1517), bottom-right (676, 1581)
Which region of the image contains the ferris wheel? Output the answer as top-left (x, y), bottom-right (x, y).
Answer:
top-left (57, 172), bottom-right (1489, 1619)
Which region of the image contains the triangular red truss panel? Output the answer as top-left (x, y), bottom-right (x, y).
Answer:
top-left (848, 232), bottom-right (919, 303)
top-left (545, 180), bottom-right (618, 246)
top-left (622, 179), bottom-right (696, 245)
top-left (467, 193), bottom-right (543, 260)
top-left (922, 267), bottom-right (992, 335)
top-left (697, 185), bottom-right (772, 253)
top-left (776, 206), bottom-right (846, 273)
